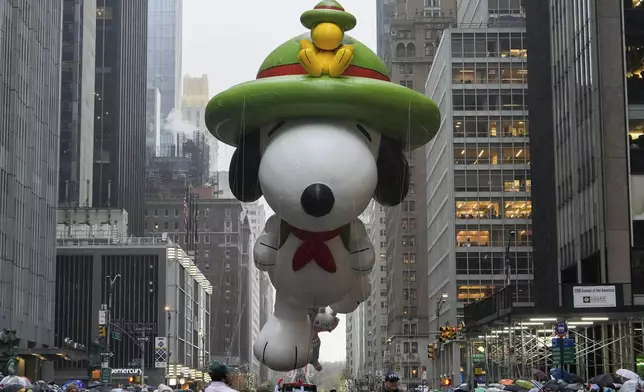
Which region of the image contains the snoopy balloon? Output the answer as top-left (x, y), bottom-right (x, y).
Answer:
top-left (205, 1), bottom-right (440, 372)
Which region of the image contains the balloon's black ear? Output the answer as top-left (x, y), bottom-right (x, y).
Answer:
top-left (229, 132), bottom-right (263, 202)
top-left (373, 135), bottom-right (410, 206)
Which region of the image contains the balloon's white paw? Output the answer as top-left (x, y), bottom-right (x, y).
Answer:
top-left (253, 237), bottom-right (278, 271)
top-left (253, 316), bottom-right (312, 371)
top-left (348, 220), bottom-right (376, 274)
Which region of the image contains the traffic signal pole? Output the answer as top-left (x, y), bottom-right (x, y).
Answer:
top-left (104, 275), bottom-right (121, 371)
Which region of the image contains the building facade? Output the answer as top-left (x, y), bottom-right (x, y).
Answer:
top-left (375, 0), bottom-right (456, 388)
top-left (147, 0), bottom-right (183, 122)
top-left (146, 87), bottom-right (162, 159)
top-left (0, 1), bottom-right (63, 347)
top-left (182, 74), bottom-right (218, 175)
top-left (346, 201), bottom-right (388, 383)
top-left (94, 0), bottom-right (148, 235)
top-left (145, 131), bottom-right (211, 199)
top-left (424, 0), bottom-right (531, 379)
top-left (143, 197), bottom-right (257, 369)
top-left (525, 0), bottom-right (640, 302)
top-left (258, 271), bottom-right (275, 382)
top-left (60, 0), bottom-right (96, 207)
top-left (55, 237), bottom-right (211, 385)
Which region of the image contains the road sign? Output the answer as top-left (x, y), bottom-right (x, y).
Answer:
top-left (551, 337), bottom-right (576, 364)
top-left (554, 322), bottom-right (568, 337)
top-left (100, 367), bottom-right (112, 384)
top-left (551, 338), bottom-right (574, 347)
top-left (100, 352), bottom-right (114, 357)
top-left (136, 336), bottom-right (149, 342)
top-left (551, 351), bottom-right (576, 364)
top-left (112, 331), bottom-right (122, 341)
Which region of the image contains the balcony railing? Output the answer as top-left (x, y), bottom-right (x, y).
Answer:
top-left (464, 286), bottom-right (513, 327)
top-left (57, 235), bottom-right (175, 247)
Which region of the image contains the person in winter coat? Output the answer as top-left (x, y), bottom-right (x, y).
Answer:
top-left (205, 361), bottom-right (237, 392)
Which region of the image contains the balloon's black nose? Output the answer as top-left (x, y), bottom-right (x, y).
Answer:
top-left (301, 183), bottom-right (335, 217)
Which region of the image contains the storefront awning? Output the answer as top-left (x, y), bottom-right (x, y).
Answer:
top-left (16, 347), bottom-right (88, 362)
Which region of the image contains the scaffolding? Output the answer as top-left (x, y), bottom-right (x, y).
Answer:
top-left (448, 318), bottom-right (644, 384)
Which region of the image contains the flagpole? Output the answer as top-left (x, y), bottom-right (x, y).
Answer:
top-left (194, 196), bottom-right (199, 259)
top-left (185, 182), bottom-right (190, 251)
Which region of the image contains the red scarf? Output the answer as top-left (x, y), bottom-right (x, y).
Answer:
top-left (288, 225), bottom-right (342, 273)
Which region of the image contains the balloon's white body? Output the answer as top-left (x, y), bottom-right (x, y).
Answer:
top-left (252, 120), bottom-right (378, 371)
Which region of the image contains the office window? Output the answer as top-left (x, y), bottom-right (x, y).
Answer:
top-left (400, 80), bottom-right (414, 89)
top-left (402, 218), bottom-right (416, 229)
top-left (402, 235), bottom-right (416, 246)
top-left (403, 253), bottom-right (416, 264)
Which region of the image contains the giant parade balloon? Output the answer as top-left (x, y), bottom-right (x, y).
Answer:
top-left (205, 0), bottom-right (440, 372)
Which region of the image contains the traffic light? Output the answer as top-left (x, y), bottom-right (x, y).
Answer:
top-left (128, 376), bottom-right (141, 384)
top-left (439, 326), bottom-right (449, 343)
top-left (427, 343), bottom-right (436, 360)
top-left (98, 325), bottom-right (107, 337)
top-left (441, 378), bottom-right (452, 387)
top-left (448, 327), bottom-right (457, 341)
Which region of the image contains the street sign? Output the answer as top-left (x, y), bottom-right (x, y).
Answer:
top-left (133, 323), bottom-right (154, 332)
top-left (472, 353), bottom-right (485, 363)
top-left (136, 336), bottom-right (149, 342)
top-left (551, 337), bottom-right (576, 364)
top-left (551, 338), bottom-right (574, 347)
top-left (100, 352), bottom-right (114, 357)
top-left (100, 367), bottom-right (112, 384)
top-left (112, 331), bottom-right (122, 341)
top-left (554, 322), bottom-right (568, 337)
top-left (98, 310), bottom-right (107, 326)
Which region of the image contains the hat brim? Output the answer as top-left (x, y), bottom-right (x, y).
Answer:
top-left (301, 9), bottom-right (357, 31)
top-left (205, 75), bottom-right (440, 151)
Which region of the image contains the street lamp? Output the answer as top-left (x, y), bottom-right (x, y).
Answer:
top-left (104, 274), bottom-right (121, 369)
top-left (433, 292), bottom-right (448, 386)
top-left (435, 292), bottom-right (448, 318)
top-left (165, 306), bottom-right (173, 384)
top-left (504, 230), bottom-right (516, 288)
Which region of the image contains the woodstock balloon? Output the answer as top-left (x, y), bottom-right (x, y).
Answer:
top-left (204, 0), bottom-right (440, 372)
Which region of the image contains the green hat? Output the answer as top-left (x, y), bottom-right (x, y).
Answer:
top-left (208, 360), bottom-right (231, 374)
top-left (205, 33), bottom-right (440, 152)
top-left (301, 1), bottom-right (357, 31)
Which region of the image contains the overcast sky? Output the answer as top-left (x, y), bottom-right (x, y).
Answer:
top-left (182, 0), bottom-right (377, 363)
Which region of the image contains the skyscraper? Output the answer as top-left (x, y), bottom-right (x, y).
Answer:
top-left (59, 0), bottom-right (97, 207)
top-left (346, 201), bottom-right (388, 381)
top-left (375, 0), bottom-right (456, 387)
top-left (147, 0), bottom-right (183, 156)
top-left (0, 1), bottom-right (63, 346)
top-left (525, 0), bottom-right (633, 301)
top-left (147, 0), bottom-right (183, 120)
top-left (424, 0), bottom-right (530, 379)
top-left (94, 0), bottom-right (148, 235)
top-left (182, 74), bottom-right (218, 175)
